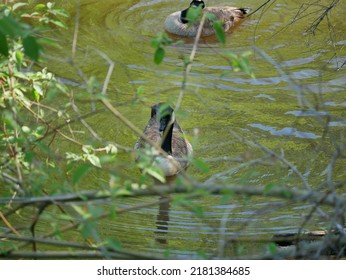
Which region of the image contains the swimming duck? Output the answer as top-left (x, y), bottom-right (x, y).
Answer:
top-left (164, 0), bottom-right (249, 37)
top-left (134, 103), bottom-right (193, 178)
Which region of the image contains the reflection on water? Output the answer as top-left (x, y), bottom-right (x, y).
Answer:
top-left (154, 196), bottom-right (171, 245)
top-left (248, 123), bottom-right (321, 139)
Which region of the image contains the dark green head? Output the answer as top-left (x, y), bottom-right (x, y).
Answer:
top-left (151, 103), bottom-right (175, 154)
top-left (180, 0), bottom-right (205, 24)
top-left (151, 103), bottom-right (175, 132)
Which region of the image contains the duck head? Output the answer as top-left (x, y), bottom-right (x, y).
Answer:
top-left (180, 0), bottom-right (205, 24)
top-left (151, 103), bottom-right (175, 154)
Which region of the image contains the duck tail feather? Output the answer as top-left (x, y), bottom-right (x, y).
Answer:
top-left (239, 8), bottom-right (251, 15)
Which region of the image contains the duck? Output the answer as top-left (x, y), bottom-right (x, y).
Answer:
top-left (134, 103), bottom-right (193, 179)
top-left (164, 0), bottom-right (249, 37)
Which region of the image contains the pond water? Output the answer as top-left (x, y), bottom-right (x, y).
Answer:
top-left (21, 0), bottom-right (346, 258)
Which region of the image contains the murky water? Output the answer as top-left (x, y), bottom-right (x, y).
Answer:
top-left (10, 0), bottom-right (346, 258)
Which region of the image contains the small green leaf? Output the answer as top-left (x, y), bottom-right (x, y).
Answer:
top-left (24, 151), bottom-right (34, 163)
top-left (186, 6), bottom-right (203, 24)
top-left (47, 2), bottom-right (54, 9)
top-left (72, 164), bottom-right (92, 184)
top-left (206, 12), bottom-right (217, 21)
top-left (192, 158), bottom-right (209, 173)
top-left (105, 144), bottom-right (118, 154)
top-left (146, 167), bottom-right (165, 183)
top-left (22, 126), bottom-right (31, 133)
top-left (0, 32), bottom-right (9, 56)
top-left (151, 37), bottom-right (161, 48)
top-left (12, 3), bottom-right (28, 11)
top-left (79, 221), bottom-right (96, 238)
top-left (35, 4), bottom-right (46, 10)
top-left (82, 145), bottom-right (93, 154)
top-left (154, 47), bottom-right (165, 65)
top-left (267, 242), bottom-right (278, 254)
top-left (213, 21), bottom-right (226, 44)
top-left (23, 36), bottom-right (40, 61)
top-left (15, 50), bottom-right (23, 65)
top-left (106, 238), bottom-right (122, 251)
top-left (32, 89), bottom-right (40, 102)
top-left (33, 84), bottom-right (44, 96)
top-left (50, 19), bottom-right (66, 29)
top-left (192, 205), bottom-right (204, 217)
top-left (87, 154), bottom-right (102, 168)
top-left (88, 205), bottom-right (104, 217)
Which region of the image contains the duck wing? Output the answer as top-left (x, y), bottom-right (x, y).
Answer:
top-left (204, 7), bottom-right (248, 33)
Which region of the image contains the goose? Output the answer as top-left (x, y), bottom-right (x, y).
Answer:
top-left (164, 0), bottom-right (249, 37)
top-left (134, 103), bottom-right (193, 179)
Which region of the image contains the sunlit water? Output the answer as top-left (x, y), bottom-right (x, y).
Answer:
top-left (7, 0), bottom-right (346, 258)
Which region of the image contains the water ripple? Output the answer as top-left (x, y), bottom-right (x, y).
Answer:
top-left (249, 123), bottom-right (320, 139)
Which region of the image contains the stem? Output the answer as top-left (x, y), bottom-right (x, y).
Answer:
top-left (175, 13), bottom-right (206, 112)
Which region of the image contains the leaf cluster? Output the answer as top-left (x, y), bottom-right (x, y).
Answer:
top-left (0, 2), bottom-right (68, 61)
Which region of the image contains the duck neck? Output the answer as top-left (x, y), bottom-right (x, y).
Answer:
top-left (181, 1), bottom-right (205, 24)
top-left (180, 8), bottom-right (189, 24)
top-left (161, 123), bottom-right (173, 155)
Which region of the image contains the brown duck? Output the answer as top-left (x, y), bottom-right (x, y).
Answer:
top-left (164, 0), bottom-right (249, 37)
top-left (134, 103), bottom-right (193, 178)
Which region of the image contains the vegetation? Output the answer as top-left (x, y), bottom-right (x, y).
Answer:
top-left (0, 0), bottom-right (345, 259)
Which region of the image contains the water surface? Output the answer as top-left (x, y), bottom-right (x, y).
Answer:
top-left (14, 0), bottom-right (346, 258)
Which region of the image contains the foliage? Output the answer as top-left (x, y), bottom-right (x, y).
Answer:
top-left (0, 2), bottom-right (68, 60)
top-left (151, 32), bottom-right (173, 65)
top-left (0, 3), bottom-right (69, 196)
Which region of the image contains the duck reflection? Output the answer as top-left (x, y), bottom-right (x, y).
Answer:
top-left (154, 195), bottom-right (171, 245)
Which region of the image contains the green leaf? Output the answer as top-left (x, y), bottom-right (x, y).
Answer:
top-left (0, 17), bottom-right (26, 38)
top-left (154, 47), bottom-right (165, 65)
top-left (50, 19), bottom-right (66, 29)
top-left (23, 36), bottom-right (40, 61)
top-left (79, 221), bottom-right (96, 238)
top-left (206, 12), bottom-right (217, 21)
top-left (0, 32), bottom-right (9, 56)
top-left (186, 6), bottom-right (203, 24)
top-left (88, 205), bottom-right (104, 218)
top-left (47, 2), bottom-right (54, 9)
top-left (267, 242), bottom-right (278, 254)
top-left (192, 205), bottom-right (204, 218)
top-left (35, 4), bottom-right (46, 10)
top-left (21, 126), bottom-right (31, 133)
top-left (87, 154), bottom-right (102, 168)
top-left (24, 151), bottom-right (34, 164)
top-left (151, 37), bottom-right (161, 48)
top-left (213, 21), bottom-right (226, 44)
top-left (105, 144), bottom-right (118, 154)
top-left (15, 50), bottom-right (24, 66)
top-left (33, 84), bottom-right (44, 96)
top-left (72, 164), bottom-right (92, 184)
top-left (82, 145), bottom-right (93, 154)
top-left (106, 238), bottom-right (122, 251)
top-left (192, 158), bottom-right (209, 173)
top-left (12, 3), bottom-right (28, 12)
top-left (146, 167), bottom-right (165, 183)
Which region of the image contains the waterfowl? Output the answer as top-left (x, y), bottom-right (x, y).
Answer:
top-left (164, 0), bottom-right (249, 37)
top-left (134, 103), bottom-right (193, 178)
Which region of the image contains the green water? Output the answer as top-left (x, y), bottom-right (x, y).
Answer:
top-left (7, 0), bottom-right (346, 258)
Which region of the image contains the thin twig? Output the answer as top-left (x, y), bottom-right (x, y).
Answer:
top-left (0, 211), bottom-right (21, 236)
top-left (246, 0), bottom-right (272, 17)
top-left (71, 0), bottom-right (80, 59)
top-left (175, 13), bottom-right (206, 112)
